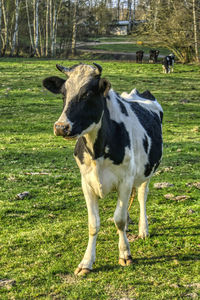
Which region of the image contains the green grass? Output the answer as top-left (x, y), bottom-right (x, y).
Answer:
top-left (0, 58), bottom-right (200, 299)
top-left (83, 43), bottom-right (169, 56)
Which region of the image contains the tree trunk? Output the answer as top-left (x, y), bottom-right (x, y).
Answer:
top-left (128, 0), bottom-right (132, 32)
top-left (49, 0), bottom-right (56, 57)
top-left (51, 4), bottom-right (57, 57)
top-left (153, 0), bottom-right (161, 32)
top-left (2, 0), bottom-right (8, 56)
top-left (11, 0), bottom-right (19, 56)
top-left (117, 0), bottom-right (120, 20)
top-left (49, 0), bottom-right (62, 57)
top-left (25, 0), bottom-right (34, 54)
top-left (45, 0), bottom-right (49, 57)
top-left (192, 0), bottom-right (199, 62)
top-left (133, 0), bottom-right (136, 22)
top-left (71, 0), bottom-right (78, 57)
top-left (39, 24), bottom-right (44, 56)
top-left (0, 0), bottom-right (2, 56)
top-left (49, 0), bottom-right (53, 56)
top-left (33, 0), bottom-right (40, 56)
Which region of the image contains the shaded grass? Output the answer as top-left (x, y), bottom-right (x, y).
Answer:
top-left (0, 58), bottom-right (199, 299)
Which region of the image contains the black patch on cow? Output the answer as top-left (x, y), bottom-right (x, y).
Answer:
top-left (107, 95), bottom-right (110, 100)
top-left (139, 90), bottom-right (155, 101)
top-left (130, 102), bottom-right (162, 177)
top-left (74, 137), bottom-right (85, 164)
top-left (160, 111), bottom-right (163, 123)
top-left (93, 103), bottom-right (130, 164)
top-left (74, 100), bottom-right (131, 165)
top-left (144, 163), bottom-right (152, 177)
top-left (74, 137), bottom-right (93, 164)
top-left (143, 135), bottom-right (149, 154)
top-left (66, 79), bottom-right (104, 137)
top-left (94, 120), bottom-right (130, 165)
top-left (116, 96), bottom-right (129, 116)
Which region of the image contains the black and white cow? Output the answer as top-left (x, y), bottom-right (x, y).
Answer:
top-left (136, 50), bottom-right (144, 63)
top-left (149, 49), bottom-right (160, 63)
top-left (162, 54), bottom-right (175, 73)
top-left (43, 63), bottom-right (163, 276)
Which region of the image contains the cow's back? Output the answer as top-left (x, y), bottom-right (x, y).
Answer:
top-left (116, 89), bottom-right (163, 185)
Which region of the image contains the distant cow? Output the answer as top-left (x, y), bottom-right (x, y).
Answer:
top-left (136, 50), bottom-right (144, 63)
top-left (43, 63), bottom-right (163, 275)
top-left (149, 49), bottom-right (160, 63)
top-left (162, 54), bottom-right (175, 73)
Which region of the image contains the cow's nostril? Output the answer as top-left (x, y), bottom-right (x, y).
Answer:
top-left (54, 122), bottom-right (70, 136)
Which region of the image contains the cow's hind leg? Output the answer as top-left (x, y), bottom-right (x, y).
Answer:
top-left (138, 180), bottom-right (149, 239)
top-left (114, 182), bottom-right (133, 266)
top-left (74, 177), bottom-right (100, 276)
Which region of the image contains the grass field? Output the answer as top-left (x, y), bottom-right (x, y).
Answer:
top-left (82, 43), bottom-right (169, 57)
top-left (0, 58), bottom-right (199, 299)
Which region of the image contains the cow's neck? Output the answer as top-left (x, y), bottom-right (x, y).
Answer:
top-left (83, 113), bottom-right (105, 159)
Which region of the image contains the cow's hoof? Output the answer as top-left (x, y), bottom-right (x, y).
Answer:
top-left (119, 256), bottom-right (133, 266)
top-left (74, 267), bottom-right (91, 276)
top-left (138, 232), bottom-right (149, 239)
top-left (119, 258), bottom-right (126, 266)
top-left (126, 256), bottom-right (133, 265)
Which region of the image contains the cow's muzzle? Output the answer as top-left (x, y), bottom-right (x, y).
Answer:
top-left (54, 122), bottom-right (71, 137)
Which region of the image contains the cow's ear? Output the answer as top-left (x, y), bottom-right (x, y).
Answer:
top-left (43, 76), bottom-right (65, 94)
top-left (99, 78), bottom-right (111, 97)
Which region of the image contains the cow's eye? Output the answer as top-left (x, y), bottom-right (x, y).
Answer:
top-left (82, 91), bottom-right (92, 99)
top-left (87, 91), bottom-right (93, 97)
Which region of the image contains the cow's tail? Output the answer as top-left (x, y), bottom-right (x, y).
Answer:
top-left (128, 187), bottom-right (136, 211)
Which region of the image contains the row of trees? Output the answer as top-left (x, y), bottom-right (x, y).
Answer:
top-left (0, 0), bottom-right (199, 62)
top-left (138, 0), bottom-right (200, 62)
top-left (0, 0), bottom-right (138, 57)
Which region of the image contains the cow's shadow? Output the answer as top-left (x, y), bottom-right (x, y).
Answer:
top-left (150, 225), bottom-right (200, 238)
top-left (92, 252), bottom-right (199, 273)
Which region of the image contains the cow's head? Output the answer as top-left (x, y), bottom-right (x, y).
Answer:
top-left (43, 63), bottom-right (111, 138)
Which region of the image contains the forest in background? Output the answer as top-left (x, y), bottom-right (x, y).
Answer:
top-left (0, 0), bottom-right (199, 63)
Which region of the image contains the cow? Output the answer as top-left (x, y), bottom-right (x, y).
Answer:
top-left (43, 63), bottom-right (163, 276)
top-left (136, 50), bottom-right (144, 63)
top-left (162, 54), bottom-right (175, 73)
top-left (149, 49), bottom-right (160, 63)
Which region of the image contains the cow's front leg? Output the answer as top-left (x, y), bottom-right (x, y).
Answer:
top-left (74, 177), bottom-right (100, 276)
top-left (138, 180), bottom-right (149, 239)
top-left (114, 182), bottom-right (133, 266)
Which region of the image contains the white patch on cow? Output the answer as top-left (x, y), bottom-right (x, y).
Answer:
top-left (121, 88), bottom-right (163, 116)
top-left (138, 180), bottom-right (149, 238)
top-left (106, 90), bottom-right (123, 122)
top-left (105, 146), bottom-right (109, 154)
top-left (77, 144), bottom-right (134, 199)
top-left (83, 113), bottom-right (103, 147)
top-left (64, 64), bottom-right (97, 105)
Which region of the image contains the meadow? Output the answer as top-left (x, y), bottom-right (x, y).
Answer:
top-left (81, 43), bottom-right (169, 57)
top-left (0, 58), bottom-right (199, 299)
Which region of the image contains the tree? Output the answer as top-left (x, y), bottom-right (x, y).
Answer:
top-left (33, 0), bottom-right (40, 56)
top-left (11, 0), bottom-right (20, 56)
top-left (49, 0), bottom-right (63, 57)
top-left (0, 0), bottom-right (2, 56)
top-left (25, 0), bottom-right (34, 54)
top-left (71, 0), bottom-right (78, 56)
top-left (192, 0), bottom-right (199, 62)
top-left (1, 0), bottom-right (8, 56)
top-left (45, 0), bottom-right (49, 56)
top-left (138, 0), bottom-right (199, 63)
